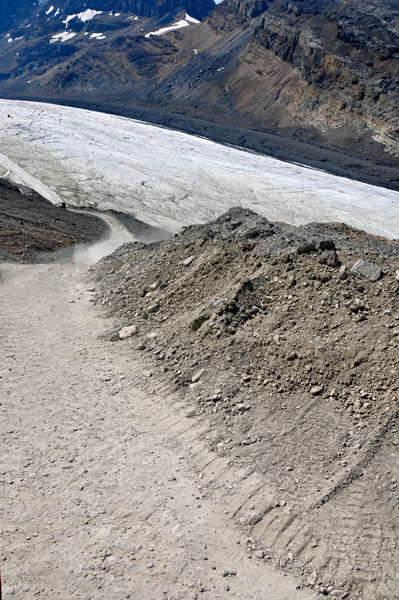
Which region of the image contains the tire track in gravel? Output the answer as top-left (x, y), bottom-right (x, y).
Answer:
top-left (0, 263), bottom-right (313, 600)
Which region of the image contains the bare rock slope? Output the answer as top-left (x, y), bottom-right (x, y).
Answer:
top-left (90, 207), bottom-right (399, 599)
top-left (0, 179), bottom-right (105, 262)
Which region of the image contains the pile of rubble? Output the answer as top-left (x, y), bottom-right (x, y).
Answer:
top-left (90, 208), bottom-right (399, 599)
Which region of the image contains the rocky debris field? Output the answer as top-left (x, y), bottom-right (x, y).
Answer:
top-left (90, 207), bottom-right (399, 599)
top-left (0, 180), bottom-right (106, 263)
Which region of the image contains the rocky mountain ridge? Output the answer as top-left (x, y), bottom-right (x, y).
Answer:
top-left (0, 0), bottom-right (398, 169)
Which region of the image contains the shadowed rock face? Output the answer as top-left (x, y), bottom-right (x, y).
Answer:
top-left (0, 0), bottom-right (398, 168)
top-left (0, 0), bottom-right (34, 34)
top-left (0, 0), bottom-right (214, 33)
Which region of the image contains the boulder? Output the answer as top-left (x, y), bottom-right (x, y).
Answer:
top-left (297, 242), bottom-right (316, 254)
top-left (319, 239), bottom-right (336, 250)
top-left (310, 385), bottom-right (324, 396)
top-left (351, 259), bottom-right (382, 282)
top-left (319, 250), bottom-right (339, 267)
top-left (118, 325), bottom-right (139, 340)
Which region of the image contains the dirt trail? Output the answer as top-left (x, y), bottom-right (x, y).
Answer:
top-left (0, 263), bottom-right (313, 600)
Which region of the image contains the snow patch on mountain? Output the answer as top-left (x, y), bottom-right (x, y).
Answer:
top-left (63, 9), bottom-right (102, 26)
top-left (50, 30), bottom-right (76, 42)
top-left (145, 19), bottom-right (189, 37)
top-left (185, 13), bottom-right (200, 23)
top-left (145, 14), bottom-right (199, 38)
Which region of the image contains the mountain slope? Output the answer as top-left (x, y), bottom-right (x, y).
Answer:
top-left (0, 0), bottom-right (398, 170)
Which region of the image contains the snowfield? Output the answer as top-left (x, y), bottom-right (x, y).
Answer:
top-left (145, 13), bottom-right (200, 37)
top-left (0, 99), bottom-right (398, 238)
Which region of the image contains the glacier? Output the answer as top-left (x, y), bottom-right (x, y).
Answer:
top-left (0, 99), bottom-right (398, 239)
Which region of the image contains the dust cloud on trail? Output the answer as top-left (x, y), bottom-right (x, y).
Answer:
top-left (70, 211), bottom-right (135, 265)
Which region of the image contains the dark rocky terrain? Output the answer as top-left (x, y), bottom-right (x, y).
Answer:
top-left (89, 206), bottom-right (399, 599)
top-left (0, 0), bottom-right (398, 181)
top-left (0, 180), bottom-right (171, 263)
top-left (0, 179), bottom-right (107, 262)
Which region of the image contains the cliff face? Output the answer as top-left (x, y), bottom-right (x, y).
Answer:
top-left (0, 0), bottom-right (398, 165)
top-left (234, 0), bottom-right (399, 153)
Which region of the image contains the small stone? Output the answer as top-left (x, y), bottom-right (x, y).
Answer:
top-left (310, 385), bottom-right (324, 396)
top-left (119, 325), bottom-right (139, 340)
top-left (287, 351), bottom-right (297, 361)
top-left (255, 550), bottom-right (264, 559)
top-left (395, 270), bottom-right (399, 281)
top-left (143, 371), bottom-right (152, 377)
top-left (339, 265), bottom-right (348, 280)
top-left (5, 587), bottom-right (15, 596)
top-left (225, 584), bottom-right (230, 591)
top-left (247, 512), bottom-right (262, 525)
top-left (351, 259), bottom-right (382, 282)
top-left (192, 369), bottom-right (204, 383)
top-left (22, 586), bottom-right (30, 593)
top-left (147, 303), bottom-right (160, 314)
top-left (222, 570), bottom-right (229, 577)
top-left (146, 562), bottom-right (154, 568)
top-left (149, 282), bottom-right (159, 290)
top-left (354, 314), bottom-right (367, 323)
top-left (183, 255), bottom-right (196, 267)
top-left (307, 571), bottom-right (317, 586)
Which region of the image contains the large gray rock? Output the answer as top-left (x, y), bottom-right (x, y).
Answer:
top-left (351, 259), bottom-right (382, 282)
top-left (297, 242), bottom-right (316, 254)
top-left (319, 250), bottom-right (339, 267)
top-left (119, 325), bottom-right (139, 340)
top-left (319, 239), bottom-right (336, 250)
